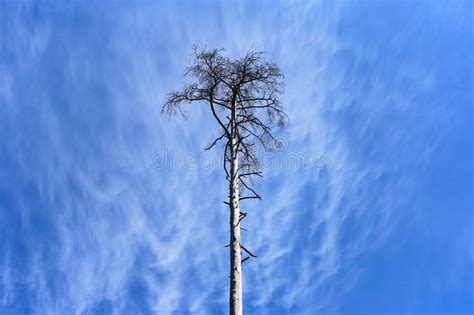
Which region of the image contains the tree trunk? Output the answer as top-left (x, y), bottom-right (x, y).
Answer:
top-left (229, 113), bottom-right (243, 314)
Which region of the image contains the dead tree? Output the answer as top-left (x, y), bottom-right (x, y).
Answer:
top-left (163, 47), bottom-right (286, 315)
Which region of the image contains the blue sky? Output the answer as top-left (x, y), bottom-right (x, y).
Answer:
top-left (0, 0), bottom-right (472, 314)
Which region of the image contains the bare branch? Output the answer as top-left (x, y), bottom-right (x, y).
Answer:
top-left (239, 171), bottom-right (262, 178)
top-left (206, 132), bottom-right (227, 151)
top-left (240, 243), bottom-right (257, 258)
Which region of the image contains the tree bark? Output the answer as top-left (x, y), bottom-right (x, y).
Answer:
top-left (229, 104), bottom-right (243, 315)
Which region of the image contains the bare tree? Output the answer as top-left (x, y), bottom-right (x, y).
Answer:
top-left (163, 47), bottom-right (286, 315)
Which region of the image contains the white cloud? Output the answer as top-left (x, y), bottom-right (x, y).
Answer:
top-left (0, 1), bottom-right (451, 314)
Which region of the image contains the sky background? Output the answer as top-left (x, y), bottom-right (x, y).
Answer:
top-left (0, 0), bottom-right (473, 314)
